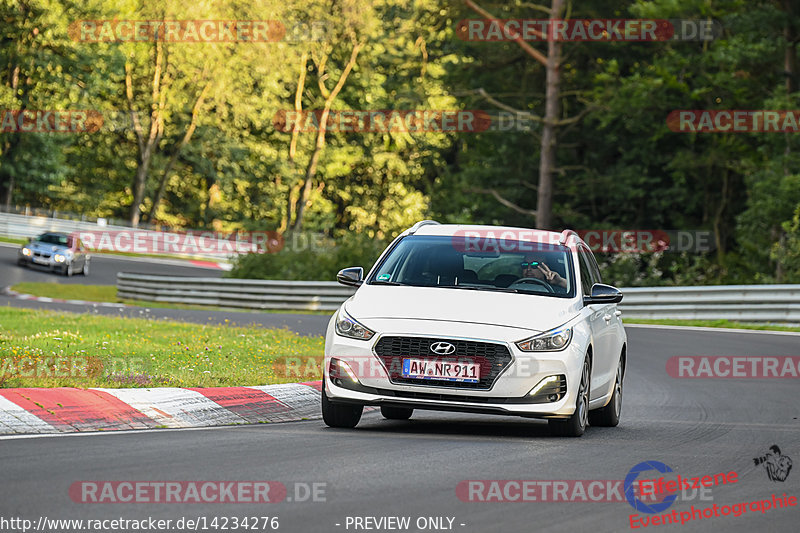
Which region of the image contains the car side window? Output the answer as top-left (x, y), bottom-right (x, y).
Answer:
top-left (586, 249), bottom-right (602, 285)
top-left (577, 252), bottom-right (593, 296)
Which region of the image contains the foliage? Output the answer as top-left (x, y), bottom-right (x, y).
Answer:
top-left (228, 232), bottom-right (388, 281)
top-left (1, 0), bottom-right (799, 285)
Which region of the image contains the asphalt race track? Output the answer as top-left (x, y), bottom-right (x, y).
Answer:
top-left (1, 325), bottom-right (798, 533)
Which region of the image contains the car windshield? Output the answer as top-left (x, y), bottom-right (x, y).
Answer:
top-left (368, 235), bottom-right (575, 298)
top-left (37, 234), bottom-right (70, 246)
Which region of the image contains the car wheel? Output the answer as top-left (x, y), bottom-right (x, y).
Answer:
top-left (589, 355), bottom-right (623, 427)
top-left (81, 260), bottom-right (90, 276)
top-left (321, 378), bottom-right (363, 428)
top-left (17, 258), bottom-right (26, 267)
top-left (64, 263), bottom-right (74, 277)
top-left (380, 406), bottom-right (413, 420)
top-left (549, 355), bottom-right (590, 437)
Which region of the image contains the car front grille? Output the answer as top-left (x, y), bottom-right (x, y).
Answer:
top-left (373, 336), bottom-right (513, 390)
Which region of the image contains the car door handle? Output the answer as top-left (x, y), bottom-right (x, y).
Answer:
top-left (614, 310), bottom-right (622, 317)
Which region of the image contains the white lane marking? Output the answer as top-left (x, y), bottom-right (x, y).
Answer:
top-left (624, 323), bottom-right (800, 337)
top-left (0, 418), bottom-right (320, 440)
top-left (94, 388), bottom-right (248, 428)
top-left (0, 395), bottom-right (59, 434)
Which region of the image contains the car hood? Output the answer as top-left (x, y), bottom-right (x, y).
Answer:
top-left (345, 285), bottom-right (580, 334)
top-left (27, 241), bottom-right (70, 253)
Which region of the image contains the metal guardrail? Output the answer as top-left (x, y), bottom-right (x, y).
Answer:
top-left (117, 273), bottom-right (357, 311)
top-left (619, 285), bottom-right (800, 322)
top-left (116, 273), bottom-right (800, 322)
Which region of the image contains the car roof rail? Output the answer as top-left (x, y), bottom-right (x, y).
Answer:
top-left (406, 220), bottom-right (440, 234)
top-left (558, 229), bottom-right (579, 245)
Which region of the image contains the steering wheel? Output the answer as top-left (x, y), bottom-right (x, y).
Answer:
top-left (508, 277), bottom-right (554, 293)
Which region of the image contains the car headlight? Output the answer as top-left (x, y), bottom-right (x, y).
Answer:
top-left (516, 327), bottom-right (572, 352)
top-left (335, 310), bottom-right (375, 340)
top-left (54, 254), bottom-right (66, 263)
top-left (21, 247), bottom-right (31, 256)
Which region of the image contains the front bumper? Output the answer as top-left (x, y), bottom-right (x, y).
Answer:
top-left (19, 254), bottom-right (69, 271)
top-left (324, 319), bottom-right (587, 419)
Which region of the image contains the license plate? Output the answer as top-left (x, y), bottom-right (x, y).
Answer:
top-left (33, 256), bottom-right (50, 265)
top-left (402, 358), bottom-right (480, 383)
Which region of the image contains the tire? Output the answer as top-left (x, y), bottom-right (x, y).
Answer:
top-left (321, 379), bottom-right (363, 428)
top-left (549, 355), bottom-right (591, 437)
top-left (589, 355), bottom-right (623, 427)
top-left (17, 258), bottom-right (26, 267)
top-left (64, 263), bottom-right (74, 277)
top-left (81, 260), bottom-right (90, 276)
top-left (381, 406), bottom-right (413, 420)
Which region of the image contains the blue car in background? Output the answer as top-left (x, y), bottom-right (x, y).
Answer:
top-left (18, 232), bottom-right (90, 277)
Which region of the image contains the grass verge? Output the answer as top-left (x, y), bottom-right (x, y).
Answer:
top-left (0, 306), bottom-right (324, 388)
top-left (0, 236), bottom-right (29, 245)
top-left (625, 318), bottom-right (800, 333)
top-left (11, 282), bottom-right (118, 302)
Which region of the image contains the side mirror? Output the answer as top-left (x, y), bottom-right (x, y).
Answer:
top-left (584, 283), bottom-right (623, 305)
top-left (336, 267), bottom-right (364, 287)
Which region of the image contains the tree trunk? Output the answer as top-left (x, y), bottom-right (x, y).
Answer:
top-left (3, 173), bottom-right (14, 210)
top-left (535, 0), bottom-right (564, 230)
top-left (129, 164), bottom-right (150, 225)
top-left (2, 64), bottom-right (21, 210)
top-left (291, 142), bottom-right (322, 231)
top-left (126, 42), bottom-right (166, 227)
top-left (783, 0), bottom-right (797, 166)
top-left (784, 0), bottom-right (797, 94)
top-left (282, 53), bottom-right (309, 232)
top-left (147, 82), bottom-right (210, 222)
top-left (291, 42), bottom-right (363, 231)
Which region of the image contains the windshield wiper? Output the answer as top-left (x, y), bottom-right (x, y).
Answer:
top-left (437, 285), bottom-right (520, 294)
top-left (369, 280), bottom-right (406, 286)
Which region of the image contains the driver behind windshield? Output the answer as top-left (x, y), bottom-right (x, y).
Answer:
top-left (520, 254), bottom-right (568, 289)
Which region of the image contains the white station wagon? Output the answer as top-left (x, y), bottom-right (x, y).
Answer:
top-left (322, 221), bottom-right (627, 437)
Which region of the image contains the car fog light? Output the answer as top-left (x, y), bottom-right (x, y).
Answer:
top-left (330, 357), bottom-right (360, 384)
top-left (528, 375), bottom-right (560, 396)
